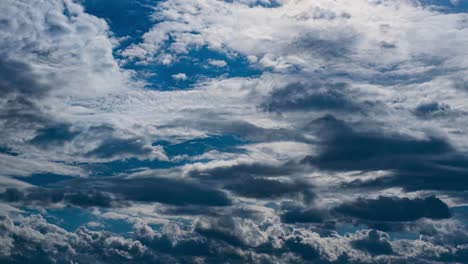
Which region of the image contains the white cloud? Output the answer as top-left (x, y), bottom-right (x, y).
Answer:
top-left (114, 0), bottom-right (468, 153)
top-left (124, 0), bottom-right (468, 73)
top-left (171, 73), bottom-right (188, 80)
top-left (0, 0), bottom-right (134, 98)
top-left (208, 59), bottom-right (227, 67)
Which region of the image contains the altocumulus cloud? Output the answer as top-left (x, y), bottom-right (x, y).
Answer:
top-left (1, 0), bottom-right (468, 263)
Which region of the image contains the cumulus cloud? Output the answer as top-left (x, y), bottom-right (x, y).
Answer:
top-left (0, 204), bottom-right (467, 263)
top-left (171, 73), bottom-right (188, 81)
top-left (0, 214), bottom-right (152, 263)
top-left (0, 0), bottom-right (152, 177)
top-left (208, 59), bottom-right (228, 68)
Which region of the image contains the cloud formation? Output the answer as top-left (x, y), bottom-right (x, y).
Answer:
top-left (1, 0), bottom-right (468, 263)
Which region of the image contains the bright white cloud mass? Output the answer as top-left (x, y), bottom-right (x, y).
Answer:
top-left (1, 0), bottom-right (468, 263)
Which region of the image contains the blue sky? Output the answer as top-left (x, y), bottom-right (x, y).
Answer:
top-left (1, 0), bottom-right (468, 263)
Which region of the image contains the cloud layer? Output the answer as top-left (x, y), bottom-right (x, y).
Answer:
top-left (1, 0), bottom-right (468, 263)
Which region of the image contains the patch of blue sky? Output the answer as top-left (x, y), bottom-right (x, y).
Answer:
top-left (43, 207), bottom-right (96, 232)
top-left (146, 218), bottom-right (191, 232)
top-left (82, 0), bottom-right (159, 49)
top-left (154, 134), bottom-right (246, 157)
top-left (19, 207), bottom-right (97, 233)
top-left (387, 231), bottom-right (420, 241)
top-left (82, 0), bottom-right (281, 44)
top-left (129, 47), bottom-right (262, 90)
top-left (21, 207), bottom-right (178, 237)
top-left (419, 0), bottom-right (468, 13)
top-left (43, 207), bottom-right (135, 234)
top-left (224, 0), bottom-right (281, 8)
top-left (85, 135), bottom-right (245, 176)
top-left (84, 158), bottom-right (178, 177)
top-left (14, 173), bottom-right (76, 187)
top-left (0, 146), bottom-right (17, 156)
top-left (82, 1), bottom-right (263, 89)
top-left (263, 202), bottom-right (279, 210)
top-left (169, 217), bottom-right (193, 227)
top-left (451, 205), bottom-right (468, 225)
top-left (335, 223), bottom-right (368, 236)
top-left (147, 223), bottom-right (164, 232)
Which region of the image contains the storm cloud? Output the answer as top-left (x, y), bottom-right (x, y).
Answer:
top-left (304, 115), bottom-right (468, 193)
top-left (335, 196), bottom-right (451, 222)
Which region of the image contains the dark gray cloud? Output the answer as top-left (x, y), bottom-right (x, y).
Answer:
top-left (304, 115), bottom-right (468, 193)
top-left (281, 196), bottom-right (452, 225)
top-left (304, 115), bottom-right (453, 171)
top-left (188, 162), bottom-right (314, 202)
top-left (1, 175), bottom-right (232, 207)
top-left (27, 122), bottom-right (160, 161)
top-left (280, 208), bottom-right (326, 224)
top-left (0, 58), bottom-right (50, 97)
top-left (413, 101), bottom-right (452, 119)
top-left (0, 188), bottom-right (114, 208)
top-left (85, 137), bottom-right (153, 159)
top-left (30, 123), bottom-right (79, 147)
top-left (0, 58), bottom-right (52, 145)
top-left (263, 82), bottom-right (364, 113)
top-left (106, 177), bottom-right (231, 206)
top-left (63, 190), bottom-right (114, 207)
top-left (293, 31), bottom-right (357, 60)
top-left (224, 177), bottom-right (315, 202)
top-left (335, 196), bottom-right (451, 222)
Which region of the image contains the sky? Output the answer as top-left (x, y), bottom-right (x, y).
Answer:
top-left (1, 0), bottom-right (468, 263)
